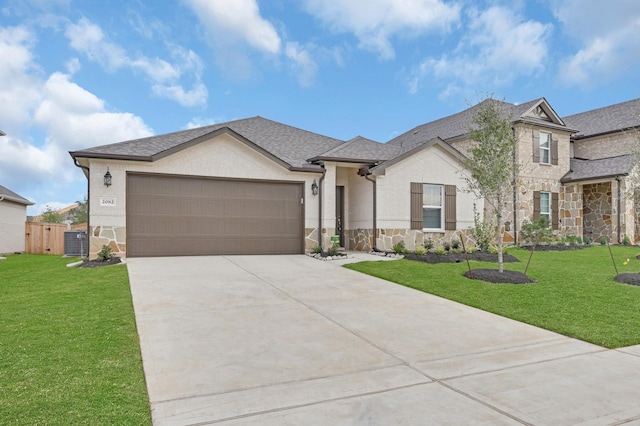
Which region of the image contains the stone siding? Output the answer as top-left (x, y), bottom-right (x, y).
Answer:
top-left (583, 182), bottom-right (614, 242)
top-left (90, 225), bottom-right (126, 259)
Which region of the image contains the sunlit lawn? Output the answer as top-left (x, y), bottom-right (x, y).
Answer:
top-left (346, 246), bottom-right (640, 349)
top-left (0, 255), bottom-right (150, 425)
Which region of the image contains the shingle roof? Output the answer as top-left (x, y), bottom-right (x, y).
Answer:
top-left (387, 98), bottom-right (569, 152)
top-left (70, 116), bottom-right (345, 169)
top-left (563, 98), bottom-right (640, 139)
top-left (0, 184), bottom-right (33, 205)
top-left (561, 154), bottom-right (637, 183)
top-left (309, 136), bottom-right (402, 163)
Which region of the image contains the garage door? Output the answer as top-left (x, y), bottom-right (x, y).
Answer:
top-left (126, 173), bottom-right (304, 257)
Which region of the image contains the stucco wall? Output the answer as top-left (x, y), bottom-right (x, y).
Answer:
top-left (0, 201), bottom-right (27, 254)
top-left (88, 133), bottom-right (323, 257)
top-left (372, 144), bottom-right (479, 250)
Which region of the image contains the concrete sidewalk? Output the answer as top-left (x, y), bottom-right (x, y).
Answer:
top-left (127, 255), bottom-right (640, 425)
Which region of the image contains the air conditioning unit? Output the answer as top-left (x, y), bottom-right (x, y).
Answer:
top-left (64, 231), bottom-right (88, 257)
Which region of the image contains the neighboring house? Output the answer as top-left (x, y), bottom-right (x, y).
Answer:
top-left (70, 97), bottom-right (640, 259)
top-left (0, 185), bottom-right (34, 254)
top-left (562, 98), bottom-right (640, 243)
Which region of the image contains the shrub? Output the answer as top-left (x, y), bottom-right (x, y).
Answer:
top-left (488, 244), bottom-right (499, 254)
top-left (312, 246), bottom-right (322, 254)
top-left (97, 245), bottom-right (114, 261)
top-left (600, 236), bottom-right (608, 245)
top-left (519, 217), bottom-right (554, 247)
top-left (622, 235), bottom-right (631, 246)
top-left (469, 204), bottom-right (496, 252)
top-left (434, 247), bottom-right (447, 255)
top-left (424, 239), bottom-right (434, 251)
top-left (465, 246), bottom-right (477, 254)
top-left (327, 245), bottom-right (339, 256)
top-left (443, 242), bottom-right (451, 252)
top-left (414, 246), bottom-right (426, 255)
top-left (451, 239), bottom-right (460, 250)
top-left (392, 241), bottom-right (406, 254)
top-left (584, 235), bottom-right (592, 245)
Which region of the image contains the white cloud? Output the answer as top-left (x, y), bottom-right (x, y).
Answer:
top-left (65, 18), bottom-right (207, 106)
top-left (302, 0), bottom-right (461, 60)
top-left (0, 26), bottom-right (42, 133)
top-left (285, 42), bottom-right (318, 87)
top-left (185, 117), bottom-right (217, 129)
top-left (551, 0), bottom-right (640, 87)
top-left (183, 0), bottom-right (281, 54)
top-left (408, 6), bottom-right (551, 95)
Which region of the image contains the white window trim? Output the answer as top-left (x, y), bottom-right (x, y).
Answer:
top-left (422, 184), bottom-right (444, 231)
top-left (540, 131), bottom-right (551, 165)
top-left (540, 191), bottom-right (551, 224)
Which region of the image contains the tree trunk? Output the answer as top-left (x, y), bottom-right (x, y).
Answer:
top-left (497, 212), bottom-right (504, 273)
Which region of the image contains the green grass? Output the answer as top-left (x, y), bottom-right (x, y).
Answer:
top-left (0, 255), bottom-right (150, 425)
top-left (346, 246), bottom-right (640, 349)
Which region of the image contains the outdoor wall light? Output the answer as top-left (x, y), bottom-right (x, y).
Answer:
top-left (311, 179), bottom-right (319, 196)
top-left (103, 168), bottom-right (112, 187)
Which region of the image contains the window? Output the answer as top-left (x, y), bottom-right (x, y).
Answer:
top-left (422, 184), bottom-right (443, 229)
top-left (540, 132), bottom-right (551, 164)
top-left (411, 183), bottom-right (456, 231)
top-left (540, 191), bottom-right (551, 223)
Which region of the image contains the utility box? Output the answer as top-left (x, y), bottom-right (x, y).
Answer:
top-left (64, 231), bottom-right (87, 257)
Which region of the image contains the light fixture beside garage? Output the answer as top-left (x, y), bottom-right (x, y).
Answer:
top-left (311, 179), bottom-right (319, 196)
top-left (103, 168), bottom-right (112, 187)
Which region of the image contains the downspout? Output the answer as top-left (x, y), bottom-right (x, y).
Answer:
top-left (317, 167), bottom-right (326, 249)
top-left (616, 176), bottom-right (622, 244)
top-left (364, 173), bottom-right (378, 251)
top-left (73, 157), bottom-right (90, 258)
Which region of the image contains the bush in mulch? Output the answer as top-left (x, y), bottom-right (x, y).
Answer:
top-left (464, 268), bottom-right (534, 284)
top-left (614, 273), bottom-right (640, 286)
top-left (79, 257), bottom-right (122, 268)
top-left (404, 251), bottom-right (520, 264)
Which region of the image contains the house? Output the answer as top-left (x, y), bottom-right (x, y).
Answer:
top-left (69, 117), bottom-right (477, 258)
top-left (0, 185), bottom-right (34, 254)
top-left (70, 97), bottom-right (640, 259)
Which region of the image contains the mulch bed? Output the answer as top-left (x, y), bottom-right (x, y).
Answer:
top-left (404, 252), bottom-right (520, 264)
top-left (614, 273), bottom-right (640, 286)
top-left (79, 257), bottom-right (122, 268)
top-left (464, 269), bottom-right (534, 284)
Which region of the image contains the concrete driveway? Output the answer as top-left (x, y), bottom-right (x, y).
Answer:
top-left (127, 254), bottom-right (640, 425)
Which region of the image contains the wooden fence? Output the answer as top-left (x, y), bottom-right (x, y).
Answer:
top-left (25, 222), bottom-right (68, 255)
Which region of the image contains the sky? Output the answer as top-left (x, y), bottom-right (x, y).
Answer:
top-left (1, 0), bottom-right (640, 215)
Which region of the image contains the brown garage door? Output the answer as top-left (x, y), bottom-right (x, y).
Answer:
top-left (126, 173), bottom-right (304, 257)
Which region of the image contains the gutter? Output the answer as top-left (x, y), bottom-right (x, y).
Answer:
top-left (73, 157), bottom-right (90, 258)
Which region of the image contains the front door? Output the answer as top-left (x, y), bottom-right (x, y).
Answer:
top-left (336, 186), bottom-right (345, 247)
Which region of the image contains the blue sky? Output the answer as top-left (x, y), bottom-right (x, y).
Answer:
top-left (1, 0), bottom-right (640, 215)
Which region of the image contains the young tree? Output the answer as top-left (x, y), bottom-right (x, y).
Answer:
top-left (72, 196), bottom-right (88, 225)
top-left (464, 97), bottom-right (518, 273)
top-left (41, 205), bottom-right (64, 223)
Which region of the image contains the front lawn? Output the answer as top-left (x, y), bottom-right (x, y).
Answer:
top-left (0, 255), bottom-right (150, 425)
top-left (346, 246), bottom-right (640, 349)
